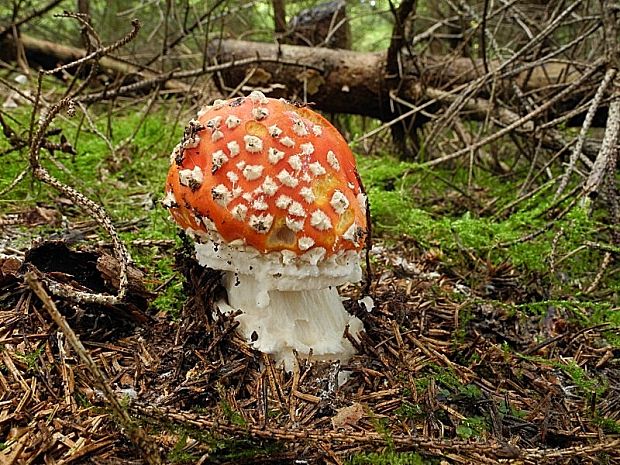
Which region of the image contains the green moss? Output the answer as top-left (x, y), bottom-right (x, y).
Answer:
top-left (498, 400), bottom-right (528, 419)
top-left (217, 384), bottom-right (247, 427)
top-left (357, 153), bottom-right (617, 333)
top-left (167, 434), bottom-right (199, 464)
top-left (456, 416), bottom-right (488, 439)
top-left (594, 416), bottom-right (620, 434)
top-left (2, 103), bottom-right (188, 315)
top-left (519, 354), bottom-right (608, 398)
top-left (560, 359), bottom-right (608, 397)
top-left (369, 416), bottom-right (395, 451)
top-left (14, 345), bottom-right (44, 373)
top-left (150, 281), bottom-right (184, 319)
top-left (395, 400), bottom-right (423, 420)
top-left (349, 451), bottom-right (430, 465)
top-left (515, 299), bottom-right (616, 327)
top-left (412, 376), bottom-right (429, 392)
top-left (151, 417), bottom-right (282, 463)
top-left (595, 307), bottom-right (620, 347)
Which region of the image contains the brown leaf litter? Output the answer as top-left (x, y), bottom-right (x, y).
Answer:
top-left (0, 240), bottom-right (618, 464)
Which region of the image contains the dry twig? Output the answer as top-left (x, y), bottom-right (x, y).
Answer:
top-left (24, 271), bottom-right (162, 465)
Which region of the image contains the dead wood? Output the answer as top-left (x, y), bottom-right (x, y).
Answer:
top-left (283, 0), bottom-right (351, 49)
top-left (0, 32), bottom-right (190, 93)
top-left (24, 241), bottom-right (153, 327)
top-left (209, 39), bottom-right (603, 124)
top-left (2, 32), bottom-right (602, 128)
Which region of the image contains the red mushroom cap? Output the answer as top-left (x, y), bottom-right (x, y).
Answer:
top-left (164, 92), bottom-right (367, 257)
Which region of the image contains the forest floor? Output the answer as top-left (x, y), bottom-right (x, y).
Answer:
top-left (1, 103), bottom-right (619, 465)
top-left (2, 235), bottom-right (619, 465)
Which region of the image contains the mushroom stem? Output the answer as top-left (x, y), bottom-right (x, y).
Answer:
top-left (217, 272), bottom-right (362, 369)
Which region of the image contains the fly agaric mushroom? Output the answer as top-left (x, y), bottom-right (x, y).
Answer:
top-left (164, 91), bottom-right (368, 368)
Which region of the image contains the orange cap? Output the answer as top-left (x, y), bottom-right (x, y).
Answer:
top-left (164, 92), bottom-right (367, 256)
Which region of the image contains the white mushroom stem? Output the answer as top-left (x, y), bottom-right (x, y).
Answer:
top-left (193, 237), bottom-right (365, 369)
top-left (217, 272), bottom-right (363, 369)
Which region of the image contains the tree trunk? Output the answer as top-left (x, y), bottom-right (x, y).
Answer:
top-left (77, 0), bottom-right (90, 17)
top-left (211, 39), bottom-right (388, 119)
top-left (272, 0), bottom-right (287, 36)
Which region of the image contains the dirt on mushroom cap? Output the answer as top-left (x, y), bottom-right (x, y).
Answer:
top-left (165, 93), bottom-right (368, 256)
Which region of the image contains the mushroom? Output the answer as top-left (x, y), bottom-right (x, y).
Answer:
top-left (164, 91), bottom-right (368, 368)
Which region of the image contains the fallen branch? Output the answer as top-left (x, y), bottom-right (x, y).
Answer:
top-left (134, 404), bottom-right (620, 463)
top-left (19, 16), bottom-right (141, 305)
top-left (2, 32), bottom-right (603, 123)
top-left (555, 67), bottom-right (617, 198)
top-left (1, 32), bottom-right (191, 93)
top-left (208, 38), bottom-right (603, 122)
top-left (28, 96), bottom-right (132, 306)
top-left (419, 59), bottom-right (604, 168)
top-left (25, 271), bottom-right (162, 465)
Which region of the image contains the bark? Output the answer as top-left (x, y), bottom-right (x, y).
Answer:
top-left (284, 0), bottom-right (351, 49)
top-left (209, 39), bottom-right (600, 123)
top-left (211, 40), bottom-right (387, 119)
top-left (272, 0), bottom-right (287, 35)
top-left (77, 0), bottom-right (90, 17)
